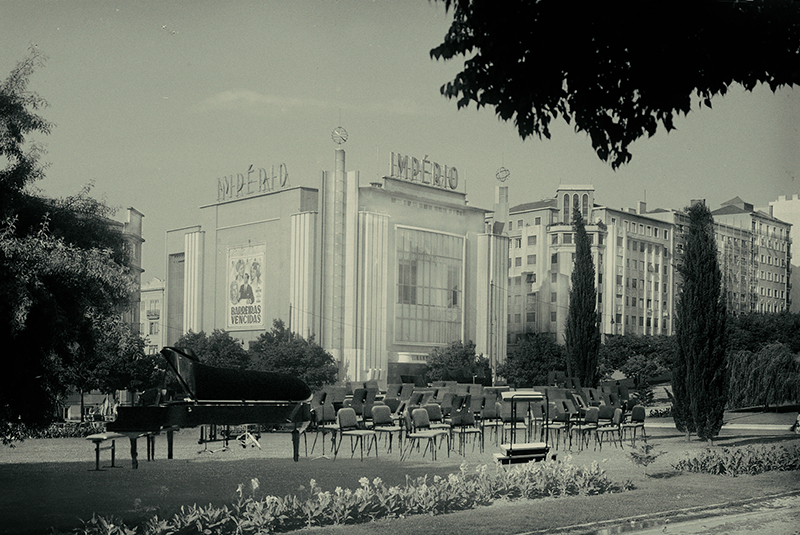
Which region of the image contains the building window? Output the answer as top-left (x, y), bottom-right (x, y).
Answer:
top-left (149, 321), bottom-right (159, 335)
top-left (550, 311), bottom-right (557, 322)
top-left (398, 260), bottom-right (417, 305)
top-left (526, 312), bottom-right (536, 323)
top-left (552, 234), bottom-right (558, 245)
top-left (508, 221), bottom-right (513, 231)
top-left (551, 292), bottom-right (557, 302)
top-left (515, 257), bottom-right (522, 267)
top-left (395, 227), bottom-right (463, 344)
top-left (535, 217), bottom-right (541, 225)
top-left (517, 219), bottom-right (523, 228)
top-left (527, 235), bottom-right (537, 246)
top-left (527, 254), bottom-right (537, 265)
top-left (563, 233), bottom-right (572, 244)
top-left (551, 253), bottom-right (558, 264)
top-left (551, 272), bottom-right (557, 283)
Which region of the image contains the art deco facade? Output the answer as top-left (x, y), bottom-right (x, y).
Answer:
top-left (163, 149), bottom-right (509, 386)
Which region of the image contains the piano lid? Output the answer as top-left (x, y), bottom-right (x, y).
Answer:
top-left (161, 346), bottom-right (312, 402)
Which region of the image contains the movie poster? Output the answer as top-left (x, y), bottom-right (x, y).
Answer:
top-left (226, 245), bottom-right (265, 330)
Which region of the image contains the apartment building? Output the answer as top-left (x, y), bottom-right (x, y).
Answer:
top-left (496, 187), bottom-right (791, 349)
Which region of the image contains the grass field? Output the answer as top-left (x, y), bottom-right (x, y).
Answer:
top-left (1, 413), bottom-right (798, 535)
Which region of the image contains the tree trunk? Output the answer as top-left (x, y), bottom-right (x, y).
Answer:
top-left (79, 390), bottom-right (85, 423)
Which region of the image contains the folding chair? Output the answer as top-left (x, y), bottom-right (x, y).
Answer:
top-left (569, 406), bottom-right (599, 451)
top-left (596, 408), bottom-right (623, 451)
top-left (333, 407), bottom-right (377, 461)
top-left (450, 394), bottom-right (482, 455)
top-left (621, 405), bottom-right (647, 446)
top-left (498, 400), bottom-right (527, 445)
top-left (401, 408), bottom-right (450, 461)
top-left (310, 402), bottom-right (338, 456)
top-left (480, 396), bottom-right (503, 447)
top-left (540, 402), bottom-right (568, 449)
top-left (369, 404), bottom-right (402, 454)
top-left (423, 403), bottom-right (451, 431)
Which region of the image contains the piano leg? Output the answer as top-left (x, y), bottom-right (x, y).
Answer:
top-left (129, 436), bottom-right (139, 470)
top-left (291, 429), bottom-right (300, 462)
top-left (167, 429), bottom-right (174, 459)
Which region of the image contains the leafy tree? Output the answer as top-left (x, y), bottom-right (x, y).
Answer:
top-left (0, 48), bottom-right (51, 218)
top-left (599, 335), bottom-right (676, 382)
top-left (564, 209), bottom-right (601, 388)
top-left (431, 1), bottom-right (800, 168)
top-left (728, 343), bottom-right (800, 410)
top-left (426, 340), bottom-right (491, 385)
top-left (93, 315), bottom-right (163, 395)
top-left (0, 226), bottom-right (135, 426)
top-left (728, 312), bottom-right (800, 353)
top-left (497, 333), bottom-right (563, 387)
top-left (249, 319), bottom-right (337, 391)
top-left (672, 202), bottom-right (728, 441)
top-left (1, 50), bottom-right (139, 431)
top-left (174, 329), bottom-right (250, 370)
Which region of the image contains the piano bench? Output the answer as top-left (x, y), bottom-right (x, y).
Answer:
top-left (86, 432), bottom-right (127, 471)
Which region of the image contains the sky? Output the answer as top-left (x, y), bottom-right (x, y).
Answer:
top-left (3, 0), bottom-right (800, 281)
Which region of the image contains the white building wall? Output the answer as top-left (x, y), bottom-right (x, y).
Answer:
top-left (355, 211), bottom-right (390, 384)
top-left (183, 230), bottom-right (204, 334)
top-left (476, 233), bottom-right (510, 374)
top-left (289, 211), bottom-right (318, 339)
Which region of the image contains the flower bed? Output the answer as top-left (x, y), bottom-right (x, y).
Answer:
top-left (59, 459), bottom-right (629, 534)
top-left (673, 443), bottom-right (800, 476)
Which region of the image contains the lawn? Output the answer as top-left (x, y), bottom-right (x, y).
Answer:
top-left (1, 419), bottom-right (798, 535)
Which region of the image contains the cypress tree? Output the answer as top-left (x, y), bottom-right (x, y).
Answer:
top-left (672, 202), bottom-right (728, 441)
top-left (565, 209), bottom-right (601, 388)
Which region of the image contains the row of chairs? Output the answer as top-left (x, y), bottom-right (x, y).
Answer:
top-left (309, 384), bottom-right (647, 460)
top-left (309, 393), bottom-right (487, 461)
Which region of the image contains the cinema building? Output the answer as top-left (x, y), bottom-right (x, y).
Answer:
top-left (163, 148), bottom-right (509, 386)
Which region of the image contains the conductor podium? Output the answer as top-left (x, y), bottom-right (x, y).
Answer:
top-left (493, 390), bottom-right (551, 466)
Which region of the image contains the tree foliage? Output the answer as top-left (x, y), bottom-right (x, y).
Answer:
top-left (0, 48), bottom-right (51, 214)
top-left (728, 343), bottom-right (800, 410)
top-left (249, 320), bottom-right (337, 391)
top-left (1, 50), bottom-right (141, 430)
top-left (727, 312), bottom-right (800, 354)
top-left (0, 226), bottom-right (136, 426)
top-left (672, 203), bottom-right (728, 441)
top-left (497, 333), bottom-right (564, 388)
top-left (174, 329), bottom-right (250, 370)
top-left (426, 340), bottom-right (491, 385)
top-left (599, 334), bottom-right (676, 381)
top-left (431, 0), bottom-right (800, 168)
top-left (564, 209), bottom-right (601, 388)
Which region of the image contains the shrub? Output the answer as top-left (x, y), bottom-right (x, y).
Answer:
top-left (3, 421), bottom-right (104, 445)
top-left (673, 443), bottom-right (800, 476)
top-left (54, 459), bottom-right (627, 534)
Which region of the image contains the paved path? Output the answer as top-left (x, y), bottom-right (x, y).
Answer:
top-left (628, 494), bottom-right (800, 535)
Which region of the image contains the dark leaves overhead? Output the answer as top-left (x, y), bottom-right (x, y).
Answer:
top-left (431, 0), bottom-right (800, 168)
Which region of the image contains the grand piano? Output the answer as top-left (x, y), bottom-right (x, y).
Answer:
top-left (107, 346), bottom-right (312, 467)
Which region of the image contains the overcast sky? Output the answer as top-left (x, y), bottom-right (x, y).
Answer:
top-left (3, 0), bottom-right (800, 280)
